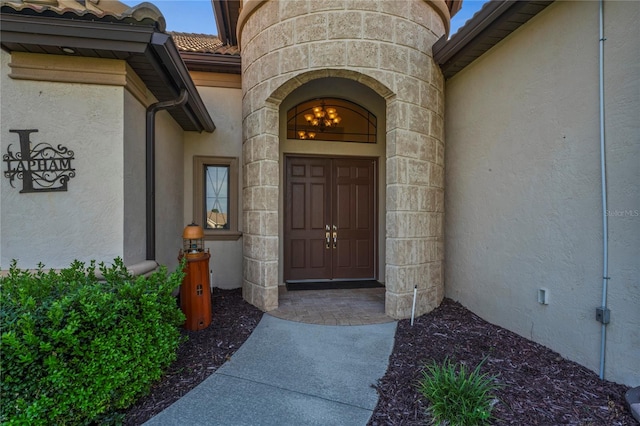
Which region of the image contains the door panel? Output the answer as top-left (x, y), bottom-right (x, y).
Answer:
top-left (291, 183), bottom-right (306, 229)
top-left (284, 156), bottom-right (376, 281)
top-left (285, 157), bottom-right (332, 281)
top-left (310, 184), bottom-right (326, 229)
top-left (332, 158), bottom-right (376, 280)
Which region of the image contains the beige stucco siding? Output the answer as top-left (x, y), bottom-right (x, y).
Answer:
top-left (444, 1), bottom-right (639, 386)
top-left (1, 51), bottom-right (125, 269)
top-left (123, 89), bottom-right (147, 266)
top-left (1, 50), bottom-right (183, 273)
top-left (155, 110), bottom-right (186, 270)
top-left (184, 85), bottom-right (244, 289)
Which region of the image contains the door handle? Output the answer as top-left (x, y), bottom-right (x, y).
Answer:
top-left (332, 225), bottom-right (337, 249)
top-left (325, 225), bottom-right (331, 249)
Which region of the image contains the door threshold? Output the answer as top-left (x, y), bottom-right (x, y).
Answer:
top-left (285, 280), bottom-right (383, 291)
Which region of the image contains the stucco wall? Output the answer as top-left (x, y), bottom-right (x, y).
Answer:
top-left (123, 90), bottom-right (147, 266)
top-left (155, 110), bottom-right (185, 271)
top-left (1, 51), bottom-right (125, 269)
top-left (184, 85), bottom-right (244, 289)
top-left (444, 1), bottom-right (639, 386)
top-left (0, 50), bottom-right (180, 273)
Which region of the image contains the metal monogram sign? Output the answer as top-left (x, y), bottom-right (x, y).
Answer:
top-left (3, 129), bottom-right (76, 193)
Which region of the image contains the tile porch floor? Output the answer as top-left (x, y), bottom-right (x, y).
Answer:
top-left (269, 286), bottom-right (394, 325)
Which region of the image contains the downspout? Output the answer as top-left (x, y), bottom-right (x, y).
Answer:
top-left (597, 0), bottom-right (609, 380)
top-left (146, 89), bottom-right (189, 260)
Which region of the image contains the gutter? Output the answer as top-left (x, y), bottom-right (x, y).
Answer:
top-left (144, 32), bottom-right (214, 261)
top-left (149, 32), bottom-right (216, 133)
top-left (0, 12), bottom-right (215, 133)
top-left (212, 0), bottom-right (238, 46)
top-left (433, 0), bottom-right (517, 65)
top-left (0, 12), bottom-right (154, 52)
top-left (2, 6), bottom-right (217, 261)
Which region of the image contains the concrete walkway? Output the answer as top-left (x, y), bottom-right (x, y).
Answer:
top-left (144, 314), bottom-right (397, 426)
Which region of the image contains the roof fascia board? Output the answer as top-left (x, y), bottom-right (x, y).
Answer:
top-left (211, 0), bottom-right (238, 46)
top-left (433, 0), bottom-right (554, 79)
top-left (212, 0), bottom-right (229, 45)
top-left (1, 12), bottom-right (215, 133)
top-left (433, 0), bottom-right (516, 65)
top-left (0, 13), bottom-right (154, 46)
top-left (150, 32), bottom-right (216, 132)
top-left (447, 0), bottom-right (463, 17)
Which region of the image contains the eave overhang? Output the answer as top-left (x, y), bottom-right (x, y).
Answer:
top-left (434, 0), bottom-right (554, 80)
top-left (211, 0), bottom-right (240, 47)
top-left (0, 10), bottom-right (215, 132)
top-left (180, 51), bottom-right (241, 74)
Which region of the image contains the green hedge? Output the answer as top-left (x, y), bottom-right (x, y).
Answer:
top-left (0, 258), bottom-right (185, 425)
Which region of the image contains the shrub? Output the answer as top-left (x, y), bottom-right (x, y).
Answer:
top-left (0, 258), bottom-right (185, 425)
top-left (418, 357), bottom-right (501, 426)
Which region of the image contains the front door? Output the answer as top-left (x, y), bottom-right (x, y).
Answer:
top-left (284, 156), bottom-right (377, 281)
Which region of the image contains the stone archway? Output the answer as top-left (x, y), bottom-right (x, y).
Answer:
top-left (240, 1), bottom-right (447, 319)
top-left (278, 76), bottom-right (388, 288)
top-left (242, 70), bottom-right (392, 312)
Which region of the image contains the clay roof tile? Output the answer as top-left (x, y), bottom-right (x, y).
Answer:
top-left (0, 0), bottom-right (166, 31)
top-left (170, 31), bottom-right (240, 56)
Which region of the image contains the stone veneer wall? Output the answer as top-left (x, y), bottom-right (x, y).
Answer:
top-left (239, 0), bottom-right (449, 318)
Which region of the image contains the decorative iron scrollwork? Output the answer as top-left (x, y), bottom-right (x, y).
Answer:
top-left (3, 129), bottom-right (76, 193)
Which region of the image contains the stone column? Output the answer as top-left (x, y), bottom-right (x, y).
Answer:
top-left (241, 104), bottom-right (280, 311)
top-left (385, 69), bottom-right (446, 318)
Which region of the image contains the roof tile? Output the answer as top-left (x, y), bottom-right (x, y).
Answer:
top-left (170, 31), bottom-right (240, 56)
top-left (0, 0), bottom-right (166, 31)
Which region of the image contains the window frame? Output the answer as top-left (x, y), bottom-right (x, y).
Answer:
top-left (193, 156), bottom-right (241, 241)
top-left (286, 97), bottom-right (377, 143)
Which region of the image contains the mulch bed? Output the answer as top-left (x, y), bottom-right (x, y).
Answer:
top-left (122, 291), bottom-right (634, 425)
top-left (368, 298), bottom-right (635, 425)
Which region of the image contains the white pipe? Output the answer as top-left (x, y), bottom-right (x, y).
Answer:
top-left (94, 260), bottom-right (159, 280)
top-left (126, 260), bottom-right (160, 277)
top-left (411, 285), bottom-right (417, 326)
top-left (598, 0), bottom-right (609, 380)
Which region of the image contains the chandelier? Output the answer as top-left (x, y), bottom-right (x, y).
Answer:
top-left (297, 101), bottom-right (342, 140)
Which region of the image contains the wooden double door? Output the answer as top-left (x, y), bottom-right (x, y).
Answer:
top-left (284, 156), bottom-right (377, 282)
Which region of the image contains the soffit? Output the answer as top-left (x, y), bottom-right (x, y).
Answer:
top-left (434, 0), bottom-right (555, 80)
top-left (0, 1), bottom-right (214, 132)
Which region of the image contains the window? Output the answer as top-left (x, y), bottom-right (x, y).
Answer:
top-left (193, 156), bottom-right (241, 240)
top-left (287, 97), bottom-right (377, 143)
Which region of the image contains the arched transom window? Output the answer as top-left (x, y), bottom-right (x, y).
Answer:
top-left (287, 98), bottom-right (377, 143)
